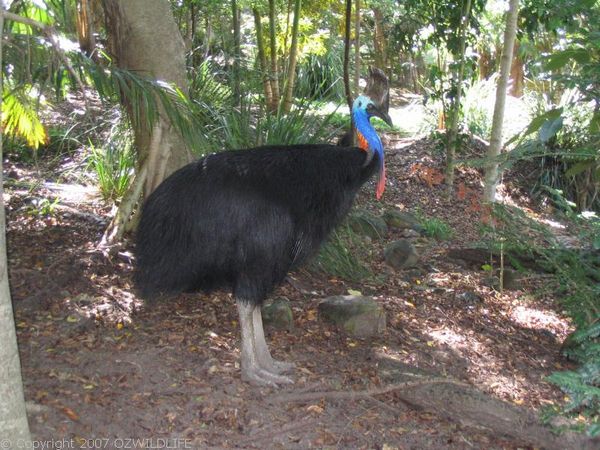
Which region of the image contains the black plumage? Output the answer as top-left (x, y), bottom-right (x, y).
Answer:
top-left (135, 144), bottom-right (377, 301)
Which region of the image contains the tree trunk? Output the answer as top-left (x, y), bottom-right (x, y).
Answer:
top-left (353, 0), bottom-right (360, 95)
top-left (343, 0), bottom-right (353, 113)
top-left (483, 0), bottom-right (520, 203)
top-left (0, 9), bottom-right (32, 444)
top-left (373, 7), bottom-right (387, 71)
top-left (282, 0), bottom-right (301, 113)
top-left (509, 40), bottom-right (524, 97)
top-left (253, 8), bottom-right (273, 107)
top-left (445, 0), bottom-right (472, 190)
top-left (231, 0), bottom-right (241, 106)
top-left (76, 0), bottom-right (96, 56)
top-left (268, 0), bottom-right (280, 112)
top-left (102, 0), bottom-right (191, 200)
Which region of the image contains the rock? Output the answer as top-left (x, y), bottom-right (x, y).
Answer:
top-left (262, 297), bottom-right (293, 331)
top-left (347, 210), bottom-right (388, 239)
top-left (318, 295), bottom-right (386, 338)
top-left (382, 209), bottom-right (423, 233)
top-left (456, 291), bottom-right (483, 304)
top-left (384, 240), bottom-right (419, 270)
top-left (401, 229), bottom-right (421, 239)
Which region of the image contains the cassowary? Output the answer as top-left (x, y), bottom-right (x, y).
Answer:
top-left (134, 94), bottom-right (392, 386)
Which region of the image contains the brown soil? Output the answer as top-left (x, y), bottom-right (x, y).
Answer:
top-left (8, 132), bottom-right (592, 449)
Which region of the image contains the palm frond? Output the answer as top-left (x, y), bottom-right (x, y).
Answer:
top-left (2, 88), bottom-right (48, 149)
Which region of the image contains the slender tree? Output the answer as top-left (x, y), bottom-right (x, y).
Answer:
top-left (483, 0), bottom-right (520, 203)
top-left (0, 7), bottom-right (32, 444)
top-left (282, 0), bottom-right (302, 112)
top-left (253, 7), bottom-right (273, 107)
top-left (268, 0), bottom-right (280, 111)
top-left (231, 0), bottom-right (241, 106)
top-left (353, 0), bottom-right (361, 95)
top-left (373, 7), bottom-right (387, 71)
top-left (445, 0), bottom-right (472, 189)
top-left (343, 0), bottom-right (353, 112)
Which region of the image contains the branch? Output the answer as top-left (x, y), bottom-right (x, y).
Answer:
top-left (1, 9), bottom-right (90, 111)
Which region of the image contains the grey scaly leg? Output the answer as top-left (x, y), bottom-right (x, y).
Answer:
top-left (252, 305), bottom-right (295, 375)
top-left (236, 300), bottom-right (293, 386)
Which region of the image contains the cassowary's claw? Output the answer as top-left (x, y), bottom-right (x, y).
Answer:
top-left (267, 359), bottom-right (295, 375)
top-left (241, 365), bottom-right (294, 387)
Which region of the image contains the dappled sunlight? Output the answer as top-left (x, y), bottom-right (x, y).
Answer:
top-left (510, 304), bottom-right (570, 334)
top-left (62, 286), bottom-right (143, 325)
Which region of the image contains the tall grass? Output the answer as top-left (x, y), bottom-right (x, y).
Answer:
top-left (86, 122), bottom-right (135, 202)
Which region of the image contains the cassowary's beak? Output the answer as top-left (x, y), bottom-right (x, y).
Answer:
top-left (367, 103), bottom-right (393, 127)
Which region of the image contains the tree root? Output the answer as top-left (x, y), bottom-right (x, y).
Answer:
top-left (270, 377), bottom-right (468, 404)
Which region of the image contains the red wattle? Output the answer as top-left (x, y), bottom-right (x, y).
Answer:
top-left (376, 164), bottom-right (386, 200)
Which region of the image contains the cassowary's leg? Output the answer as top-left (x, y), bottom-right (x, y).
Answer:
top-left (251, 305), bottom-right (295, 374)
top-left (236, 300), bottom-right (293, 387)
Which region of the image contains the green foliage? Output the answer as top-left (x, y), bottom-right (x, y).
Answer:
top-left (205, 91), bottom-right (342, 152)
top-left (295, 50), bottom-right (345, 101)
top-left (480, 203), bottom-right (600, 435)
top-left (312, 223), bottom-right (374, 283)
top-left (85, 124), bottom-right (135, 203)
top-left (83, 56), bottom-right (208, 152)
top-left (2, 87), bottom-right (48, 150)
top-left (27, 197), bottom-right (60, 218)
top-left (419, 216), bottom-right (454, 240)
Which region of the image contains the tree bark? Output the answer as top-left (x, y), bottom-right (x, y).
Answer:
top-left (253, 8), bottom-right (273, 107)
top-left (268, 0), bottom-right (280, 112)
top-left (509, 40), bottom-right (524, 97)
top-left (445, 0), bottom-right (472, 189)
top-left (373, 7), bottom-right (387, 71)
top-left (102, 0), bottom-right (192, 200)
top-left (483, 0), bottom-right (520, 203)
top-left (0, 9), bottom-right (32, 444)
top-left (282, 0), bottom-right (301, 113)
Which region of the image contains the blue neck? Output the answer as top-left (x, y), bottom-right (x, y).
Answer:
top-left (352, 107), bottom-right (384, 164)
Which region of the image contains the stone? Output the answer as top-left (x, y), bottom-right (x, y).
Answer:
top-left (318, 295), bottom-right (386, 338)
top-left (347, 210), bottom-right (388, 239)
top-left (384, 239), bottom-right (419, 270)
top-left (456, 291), bottom-right (483, 304)
top-left (262, 297), bottom-right (294, 331)
top-left (382, 209), bottom-right (423, 233)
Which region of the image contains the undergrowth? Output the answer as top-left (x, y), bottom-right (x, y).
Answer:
top-left (312, 224), bottom-right (374, 283)
top-left (481, 202), bottom-right (600, 436)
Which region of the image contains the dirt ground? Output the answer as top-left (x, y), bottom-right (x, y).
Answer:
top-left (6, 130), bottom-right (594, 449)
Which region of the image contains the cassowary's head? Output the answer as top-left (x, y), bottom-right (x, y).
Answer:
top-left (352, 95), bottom-right (393, 199)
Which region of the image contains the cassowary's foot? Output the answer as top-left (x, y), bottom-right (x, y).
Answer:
top-left (237, 299), bottom-right (295, 387)
top-left (251, 302), bottom-right (295, 376)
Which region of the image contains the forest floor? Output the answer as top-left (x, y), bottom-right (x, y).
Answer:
top-left (6, 97), bottom-right (596, 449)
